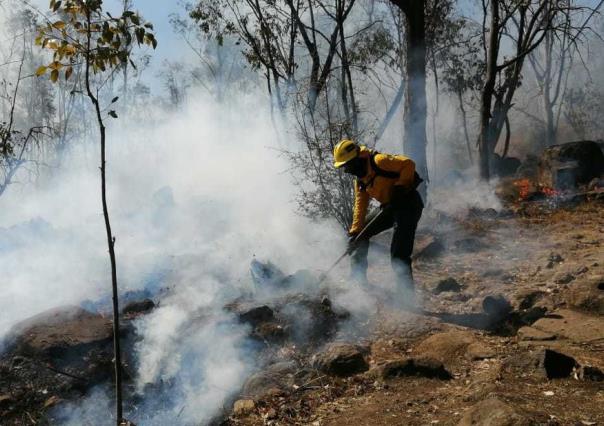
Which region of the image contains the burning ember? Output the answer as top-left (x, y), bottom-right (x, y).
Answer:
top-left (513, 178), bottom-right (531, 201)
top-left (513, 178), bottom-right (560, 202)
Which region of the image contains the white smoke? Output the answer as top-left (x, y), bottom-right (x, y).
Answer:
top-left (0, 86), bottom-right (354, 423)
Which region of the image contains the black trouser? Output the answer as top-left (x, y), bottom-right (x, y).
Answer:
top-left (351, 189), bottom-right (424, 290)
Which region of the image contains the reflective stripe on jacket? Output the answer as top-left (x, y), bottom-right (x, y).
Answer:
top-left (349, 146), bottom-right (416, 235)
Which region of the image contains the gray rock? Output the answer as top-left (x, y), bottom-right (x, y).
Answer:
top-left (237, 305), bottom-right (274, 326)
top-left (516, 291), bottom-right (546, 310)
top-left (371, 357), bottom-right (452, 380)
top-left (312, 343), bottom-right (369, 377)
top-left (458, 398), bottom-right (528, 426)
top-left (433, 277), bottom-right (462, 294)
top-left (504, 349), bottom-right (576, 379)
top-left (6, 306), bottom-right (113, 358)
top-left (579, 365), bottom-right (604, 382)
top-left (414, 330), bottom-right (476, 368)
top-left (566, 276), bottom-right (604, 314)
top-left (517, 326), bottom-right (556, 341)
top-left (466, 342), bottom-right (496, 360)
top-left (413, 235), bottom-right (445, 259)
top-left (482, 295), bottom-right (512, 317)
top-left (242, 361), bottom-right (298, 398)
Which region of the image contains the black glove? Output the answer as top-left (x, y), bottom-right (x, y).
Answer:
top-left (390, 185), bottom-right (409, 210)
top-left (347, 233), bottom-right (359, 254)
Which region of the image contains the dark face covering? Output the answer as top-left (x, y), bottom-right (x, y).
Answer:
top-left (343, 156), bottom-right (368, 178)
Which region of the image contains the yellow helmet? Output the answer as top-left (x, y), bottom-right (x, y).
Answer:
top-left (333, 139), bottom-right (359, 168)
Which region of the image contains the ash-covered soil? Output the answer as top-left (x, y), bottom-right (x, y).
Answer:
top-left (227, 200), bottom-right (604, 426)
top-left (1, 199), bottom-right (603, 425)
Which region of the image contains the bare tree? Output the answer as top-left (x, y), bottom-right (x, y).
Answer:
top-left (478, 0), bottom-right (571, 180)
top-left (527, 0), bottom-right (603, 147)
top-left (0, 7), bottom-right (53, 197)
top-left (0, 56), bottom-right (45, 196)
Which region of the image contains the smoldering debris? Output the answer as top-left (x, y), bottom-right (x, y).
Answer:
top-left (0, 257), bottom-right (361, 424)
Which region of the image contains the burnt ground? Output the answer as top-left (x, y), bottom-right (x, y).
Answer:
top-left (227, 200), bottom-right (604, 426)
top-left (1, 198), bottom-right (603, 425)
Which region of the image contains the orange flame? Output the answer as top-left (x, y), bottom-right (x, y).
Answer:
top-left (512, 178), bottom-right (560, 202)
top-left (540, 185), bottom-right (559, 197)
top-left (513, 178), bottom-right (531, 201)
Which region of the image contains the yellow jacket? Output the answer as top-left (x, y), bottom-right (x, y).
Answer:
top-left (349, 146), bottom-right (416, 235)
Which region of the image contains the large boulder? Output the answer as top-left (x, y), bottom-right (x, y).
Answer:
top-left (538, 140), bottom-right (604, 189)
top-left (0, 306), bottom-right (121, 423)
top-left (5, 306), bottom-right (113, 359)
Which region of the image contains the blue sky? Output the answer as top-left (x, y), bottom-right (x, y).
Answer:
top-left (27, 0), bottom-right (187, 66)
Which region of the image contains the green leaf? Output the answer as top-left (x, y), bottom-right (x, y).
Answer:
top-left (111, 96), bottom-right (119, 103)
top-left (130, 14), bottom-right (140, 25)
top-left (50, 69), bottom-right (59, 83)
top-left (108, 110), bottom-right (118, 118)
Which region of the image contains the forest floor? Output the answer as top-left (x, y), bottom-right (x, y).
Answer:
top-left (1, 195), bottom-right (603, 426)
top-left (228, 198), bottom-right (604, 426)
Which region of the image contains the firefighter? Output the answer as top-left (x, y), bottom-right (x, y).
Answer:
top-left (333, 139), bottom-right (424, 301)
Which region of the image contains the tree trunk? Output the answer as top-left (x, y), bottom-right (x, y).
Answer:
top-left (390, 0), bottom-right (429, 186)
top-left (405, 0), bottom-right (428, 184)
top-left (542, 32), bottom-right (556, 146)
top-left (457, 89), bottom-right (473, 164)
top-left (85, 11), bottom-right (123, 425)
top-left (479, 0), bottom-right (500, 181)
top-left (543, 88), bottom-right (556, 146)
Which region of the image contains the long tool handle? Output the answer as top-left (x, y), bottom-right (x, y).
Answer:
top-left (317, 208), bottom-right (388, 285)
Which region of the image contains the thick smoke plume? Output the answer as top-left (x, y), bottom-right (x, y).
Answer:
top-left (0, 90), bottom-right (347, 423)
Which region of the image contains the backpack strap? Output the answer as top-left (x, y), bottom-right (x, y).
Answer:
top-left (369, 151), bottom-right (401, 179)
top-left (370, 151), bottom-right (424, 189)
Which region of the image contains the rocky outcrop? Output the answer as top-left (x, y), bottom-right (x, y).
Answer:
top-left (539, 140), bottom-right (604, 189)
top-left (5, 306), bottom-right (113, 359)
